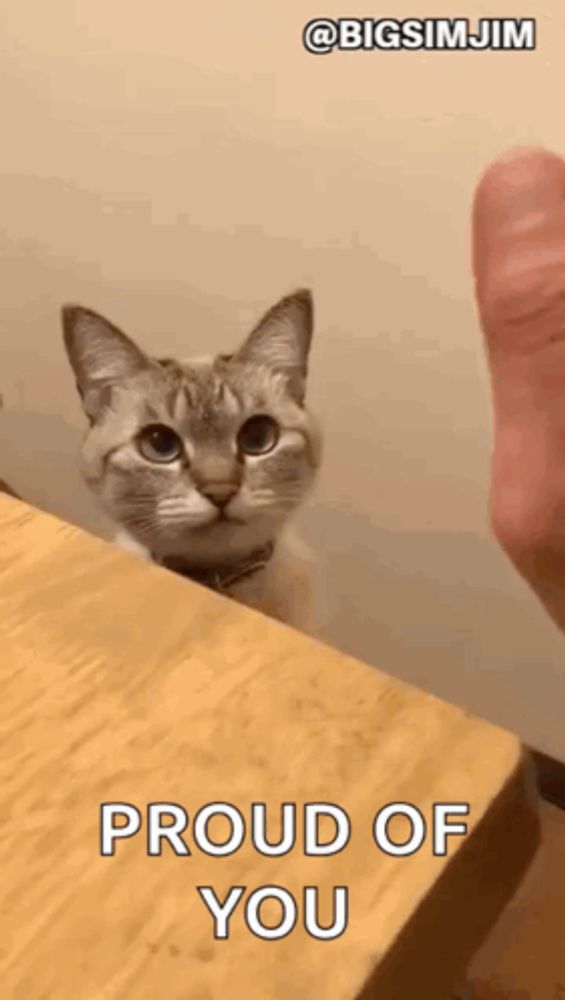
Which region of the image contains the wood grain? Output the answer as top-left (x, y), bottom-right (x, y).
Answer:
top-left (0, 494), bottom-right (539, 999)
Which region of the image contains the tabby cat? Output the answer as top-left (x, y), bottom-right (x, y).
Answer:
top-left (62, 290), bottom-right (322, 633)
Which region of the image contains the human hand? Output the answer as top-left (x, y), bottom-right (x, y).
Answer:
top-left (473, 148), bottom-right (565, 632)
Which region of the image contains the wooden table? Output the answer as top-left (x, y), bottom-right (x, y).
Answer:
top-left (0, 494), bottom-right (539, 999)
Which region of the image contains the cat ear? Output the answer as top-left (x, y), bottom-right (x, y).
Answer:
top-left (62, 305), bottom-right (149, 420)
top-left (234, 289), bottom-right (313, 402)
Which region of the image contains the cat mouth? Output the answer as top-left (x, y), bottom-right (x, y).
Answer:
top-left (216, 511), bottom-right (245, 525)
top-left (195, 511), bottom-right (246, 530)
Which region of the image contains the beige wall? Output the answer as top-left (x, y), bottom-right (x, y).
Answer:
top-left (2, 1), bottom-right (565, 757)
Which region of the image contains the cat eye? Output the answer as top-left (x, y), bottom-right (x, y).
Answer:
top-left (137, 424), bottom-right (183, 463)
top-left (237, 415), bottom-right (279, 456)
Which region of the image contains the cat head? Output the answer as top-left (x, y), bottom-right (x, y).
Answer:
top-left (62, 290), bottom-right (321, 563)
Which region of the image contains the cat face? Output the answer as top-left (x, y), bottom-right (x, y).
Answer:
top-left (62, 291), bottom-right (321, 562)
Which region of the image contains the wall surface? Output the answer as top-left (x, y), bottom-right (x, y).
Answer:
top-left (1, 1), bottom-right (564, 758)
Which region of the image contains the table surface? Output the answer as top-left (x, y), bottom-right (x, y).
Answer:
top-left (0, 494), bottom-right (539, 1000)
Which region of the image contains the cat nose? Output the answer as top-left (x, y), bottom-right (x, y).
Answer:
top-left (199, 482), bottom-right (239, 508)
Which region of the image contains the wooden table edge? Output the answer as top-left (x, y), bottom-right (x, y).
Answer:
top-left (356, 748), bottom-right (540, 998)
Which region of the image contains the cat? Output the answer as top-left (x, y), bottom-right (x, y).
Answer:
top-left (62, 290), bottom-right (323, 634)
